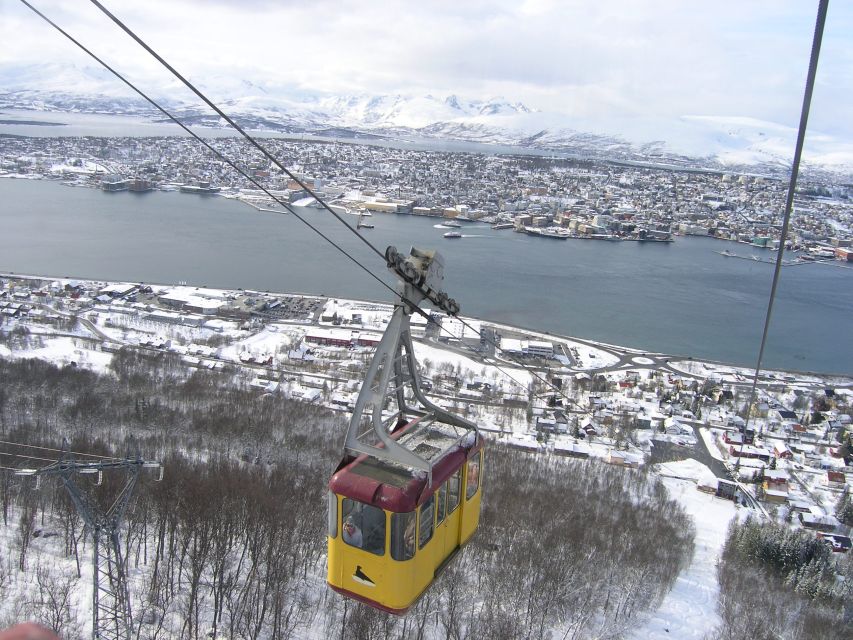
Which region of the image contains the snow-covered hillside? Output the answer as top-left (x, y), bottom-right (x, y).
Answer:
top-left (3, 62), bottom-right (852, 173)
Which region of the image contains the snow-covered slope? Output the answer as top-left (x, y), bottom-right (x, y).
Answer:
top-left (672, 115), bottom-right (853, 170)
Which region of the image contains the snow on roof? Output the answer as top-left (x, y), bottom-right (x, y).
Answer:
top-left (733, 444), bottom-right (771, 457)
top-left (502, 338), bottom-right (525, 353)
top-left (439, 317), bottom-right (480, 340)
top-left (526, 339), bottom-right (553, 349)
top-left (100, 283), bottom-right (136, 295)
top-left (656, 459), bottom-right (715, 481)
top-left (553, 441), bottom-right (591, 456)
top-left (308, 326), bottom-right (351, 339)
top-left (733, 457), bottom-right (767, 469)
top-left (800, 513), bottom-right (838, 527)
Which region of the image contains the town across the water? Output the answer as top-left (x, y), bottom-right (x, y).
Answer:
top-left (2, 133), bottom-right (853, 260)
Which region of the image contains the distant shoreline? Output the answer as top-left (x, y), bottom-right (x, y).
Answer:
top-left (2, 269), bottom-right (851, 386)
top-left (0, 118), bottom-right (65, 127)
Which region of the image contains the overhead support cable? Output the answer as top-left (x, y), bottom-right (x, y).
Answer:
top-left (0, 451), bottom-right (60, 464)
top-left (744, 0), bottom-right (828, 428)
top-left (19, 0), bottom-right (592, 413)
top-left (18, 0), bottom-right (401, 307)
top-left (88, 0), bottom-right (388, 263)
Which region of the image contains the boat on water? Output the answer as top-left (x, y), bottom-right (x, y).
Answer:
top-left (491, 222), bottom-right (514, 230)
top-left (180, 182), bottom-right (221, 195)
top-left (443, 231), bottom-right (462, 239)
top-left (356, 211), bottom-right (374, 230)
top-left (717, 249), bottom-right (736, 257)
top-left (632, 237), bottom-right (674, 243)
top-left (443, 220), bottom-right (462, 228)
top-left (526, 227), bottom-right (568, 240)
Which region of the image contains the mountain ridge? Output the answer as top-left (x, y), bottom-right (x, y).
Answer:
top-left (2, 62), bottom-right (852, 176)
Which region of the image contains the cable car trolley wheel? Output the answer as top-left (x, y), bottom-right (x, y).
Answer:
top-left (327, 246), bottom-right (485, 614)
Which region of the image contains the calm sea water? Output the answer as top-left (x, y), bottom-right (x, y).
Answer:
top-left (1, 178), bottom-right (851, 374)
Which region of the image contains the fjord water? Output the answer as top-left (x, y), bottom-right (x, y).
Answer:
top-left (1, 178), bottom-right (851, 375)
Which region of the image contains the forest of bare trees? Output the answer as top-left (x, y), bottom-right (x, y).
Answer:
top-left (0, 351), bottom-right (694, 639)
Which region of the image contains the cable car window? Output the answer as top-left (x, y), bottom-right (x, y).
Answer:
top-left (447, 469), bottom-right (461, 514)
top-left (466, 451), bottom-right (481, 500)
top-left (341, 498), bottom-right (386, 556)
top-left (328, 492), bottom-right (337, 538)
top-left (418, 494), bottom-right (435, 549)
top-left (390, 511), bottom-right (417, 561)
top-left (436, 483), bottom-right (447, 525)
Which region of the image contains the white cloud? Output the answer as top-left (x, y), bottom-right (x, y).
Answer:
top-left (1, 0), bottom-right (850, 142)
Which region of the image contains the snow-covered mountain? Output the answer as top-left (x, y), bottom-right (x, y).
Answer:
top-left (315, 93), bottom-right (531, 129)
top-left (2, 62), bottom-right (851, 174)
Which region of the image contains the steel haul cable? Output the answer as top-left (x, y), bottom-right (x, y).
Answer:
top-left (17, 0), bottom-right (401, 310)
top-left (743, 0), bottom-right (828, 429)
top-left (18, 0), bottom-right (615, 414)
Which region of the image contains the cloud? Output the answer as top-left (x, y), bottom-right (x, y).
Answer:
top-left (2, 0), bottom-right (850, 140)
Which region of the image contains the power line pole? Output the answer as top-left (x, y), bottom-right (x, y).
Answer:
top-left (18, 450), bottom-right (162, 640)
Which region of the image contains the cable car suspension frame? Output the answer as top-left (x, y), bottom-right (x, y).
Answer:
top-left (344, 246), bottom-right (477, 484)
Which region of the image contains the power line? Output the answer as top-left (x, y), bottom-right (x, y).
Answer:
top-left (0, 465), bottom-right (24, 473)
top-left (0, 439), bottom-right (120, 460)
top-left (0, 451), bottom-right (60, 464)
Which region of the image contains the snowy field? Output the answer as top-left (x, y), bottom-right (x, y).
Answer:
top-left (628, 473), bottom-right (738, 640)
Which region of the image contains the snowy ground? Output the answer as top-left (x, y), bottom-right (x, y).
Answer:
top-left (1, 336), bottom-right (112, 374)
top-left (656, 458), bottom-right (716, 482)
top-left (628, 464), bottom-right (739, 640)
top-left (699, 428), bottom-right (727, 462)
top-left (3, 276), bottom-right (852, 638)
top-left (567, 340), bottom-right (621, 369)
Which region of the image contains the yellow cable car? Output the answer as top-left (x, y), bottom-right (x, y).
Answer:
top-left (327, 247), bottom-right (484, 613)
top-left (328, 418), bottom-right (484, 613)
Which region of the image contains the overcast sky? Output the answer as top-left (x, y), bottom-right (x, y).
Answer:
top-left (2, 0), bottom-right (851, 141)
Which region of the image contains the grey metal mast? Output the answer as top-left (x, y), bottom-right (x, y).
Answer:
top-left (18, 451), bottom-right (162, 640)
top-left (344, 246), bottom-right (479, 484)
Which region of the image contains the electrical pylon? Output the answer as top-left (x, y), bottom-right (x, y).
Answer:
top-left (18, 449), bottom-right (162, 640)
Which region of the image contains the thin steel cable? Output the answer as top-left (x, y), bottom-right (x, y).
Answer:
top-left (744, 0), bottom-right (828, 429)
top-left (21, 0), bottom-right (588, 412)
top-left (0, 439), bottom-right (119, 460)
top-left (88, 0), bottom-right (388, 264)
top-left (84, 0), bottom-right (512, 350)
top-left (0, 451), bottom-right (59, 464)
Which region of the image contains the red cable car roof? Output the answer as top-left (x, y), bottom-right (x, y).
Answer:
top-left (329, 419), bottom-right (483, 513)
